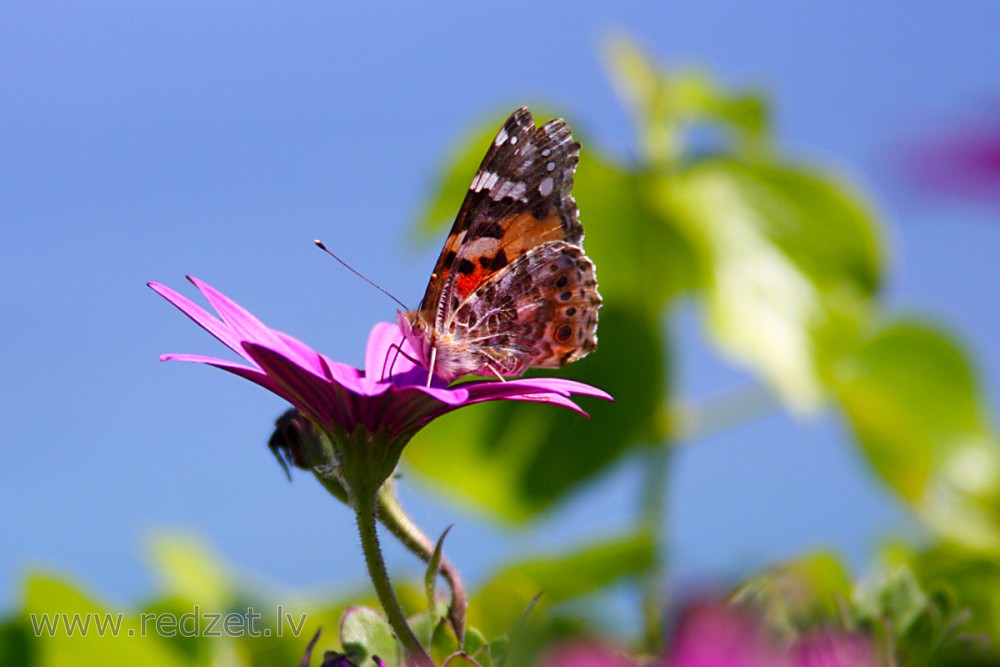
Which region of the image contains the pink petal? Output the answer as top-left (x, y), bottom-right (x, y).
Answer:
top-left (243, 342), bottom-right (351, 428)
top-left (148, 282), bottom-right (246, 357)
top-left (187, 276), bottom-right (297, 352)
top-left (160, 353), bottom-right (295, 403)
top-left (365, 321), bottom-right (420, 380)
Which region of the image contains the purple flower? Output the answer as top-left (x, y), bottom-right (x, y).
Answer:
top-left (905, 118), bottom-right (1000, 201)
top-left (665, 603), bottom-right (876, 667)
top-left (150, 277), bottom-right (611, 488)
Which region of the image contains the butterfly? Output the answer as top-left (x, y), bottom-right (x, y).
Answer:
top-left (398, 107), bottom-right (601, 383)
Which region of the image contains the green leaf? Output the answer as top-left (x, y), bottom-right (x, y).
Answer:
top-left (853, 566), bottom-right (929, 637)
top-left (405, 303), bottom-right (664, 521)
top-left (144, 533), bottom-right (233, 610)
top-left (835, 321), bottom-right (1000, 550)
top-left (895, 542), bottom-right (1000, 645)
top-left (0, 616), bottom-right (37, 667)
top-left (655, 158), bottom-right (882, 412)
top-left (470, 531), bottom-right (655, 637)
top-left (461, 627), bottom-right (492, 667)
top-left (22, 573), bottom-right (191, 667)
top-left (734, 551), bottom-right (853, 638)
top-left (425, 526), bottom-right (451, 627)
top-left (339, 606), bottom-right (400, 667)
top-left (604, 34), bottom-right (770, 165)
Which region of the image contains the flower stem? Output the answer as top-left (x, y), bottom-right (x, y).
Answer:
top-left (638, 442), bottom-right (671, 653)
top-left (354, 488), bottom-right (433, 666)
top-left (377, 481), bottom-right (468, 644)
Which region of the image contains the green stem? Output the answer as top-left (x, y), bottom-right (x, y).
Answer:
top-left (377, 481), bottom-right (468, 644)
top-left (354, 488), bottom-right (433, 667)
top-left (639, 442), bottom-right (671, 653)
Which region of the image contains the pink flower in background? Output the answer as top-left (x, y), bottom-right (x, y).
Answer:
top-left (906, 117), bottom-right (1000, 201)
top-left (538, 603), bottom-right (875, 667)
top-left (665, 603), bottom-right (876, 667)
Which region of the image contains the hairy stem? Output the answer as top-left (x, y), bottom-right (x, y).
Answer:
top-left (354, 488), bottom-right (433, 666)
top-left (377, 480), bottom-right (468, 644)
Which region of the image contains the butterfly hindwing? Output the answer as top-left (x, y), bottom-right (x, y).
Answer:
top-left (451, 241), bottom-right (600, 376)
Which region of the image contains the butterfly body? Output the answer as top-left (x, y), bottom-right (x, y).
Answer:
top-left (401, 107), bottom-right (601, 383)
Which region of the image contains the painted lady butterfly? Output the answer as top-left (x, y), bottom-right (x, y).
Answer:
top-left (399, 107), bottom-right (601, 383)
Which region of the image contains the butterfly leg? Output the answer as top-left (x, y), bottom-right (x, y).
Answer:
top-left (383, 339), bottom-right (424, 382)
top-left (484, 361), bottom-right (508, 383)
top-left (426, 346), bottom-right (438, 388)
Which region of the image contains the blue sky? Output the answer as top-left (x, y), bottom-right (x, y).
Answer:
top-left (3, 2), bottom-right (1000, 613)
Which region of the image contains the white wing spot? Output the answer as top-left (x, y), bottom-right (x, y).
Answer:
top-left (542, 148), bottom-right (552, 157)
top-left (491, 178), bottom-right (527, 201)
top-left (546, 161), bottom-right (556, 172)
top-left (510, 136), bottom-right (518, 145)
top-left (539, 177), bottom-right (555, 197)
top-left (471, 171), bottom-right (499, 192)
top-left (494, 128), bottom-right (509, 146)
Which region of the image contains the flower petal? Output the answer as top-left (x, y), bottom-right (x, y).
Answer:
top-left (187, 276), bottom-right (306, 357)
top-left (365, 321), bottom-right (420, 380)
top-left (242, 342), bottom-right (351, 428)
top-left (160, 353), bottom-right (295, 403)
top-left (148, 282), bottom-right (247, 359)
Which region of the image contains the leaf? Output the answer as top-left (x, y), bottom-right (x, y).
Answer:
top-left (22, 574), bottom-right (190, 667)
top-left (462, 627), bottom-right (492, 667)
top-left (406, 303), bottom-right (664, 521)
top-left (338, 606), bottom-right (400, 667)
top-left (853, 566), bottom-right (929, 637)
top-left (424, 526), bottom-right (451, 626)
top-left (734, 551), bottom-right (853, 638)
top-left (145, 533), bottom-right (233, 610)
top-left (655, 158), bottom-right (882, 412)
top-left (604, 34), bottom-right (770, 165)
top-left (835, 320), bottom-right (1000, 550)
top-left (470, 531), bottom-right (655, 637)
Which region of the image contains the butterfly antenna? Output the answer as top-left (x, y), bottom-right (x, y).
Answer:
top-left (314, 240), bottom-right (409, 310)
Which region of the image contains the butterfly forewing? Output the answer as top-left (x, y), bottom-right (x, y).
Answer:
top-left (419, 107), bottom-right (582, 324)
top-left (404, 106), bottom-right (600, 382)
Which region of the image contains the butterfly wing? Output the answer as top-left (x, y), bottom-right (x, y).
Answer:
top-left (451, 240), bottom-right (601, 376)
top-left (416, 107), bottom-right (583, 328)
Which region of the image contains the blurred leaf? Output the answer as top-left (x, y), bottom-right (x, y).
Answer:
top-left (145, 534), bottom-right (233, 610)
top-left (575, 150), bottom-right (696, 307)
top-left (470, 531), bottom-right (655, 637)
top-left (462, 627), bottom-right (492, 667)
top-left (889, 542), bottom-right (1000, 652)
top-left (0, 616), bottom-right (37, 667)
top-left (854, 566), bottom-right (928, 635)
top-left (406, 303), bottom-right (664, 521)
top-left (655, 158), bottom-right (882, 412)
top-left (734, 551), bottom-right (853, 638)
top-left (22, 574), bottom-right (190, 667)
top-left (836, 321), bottom-right (1000, 550)
top-left (339, 606), bottom-right (400, 667)
top-left (604, 34), bottom-right (769, 165)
